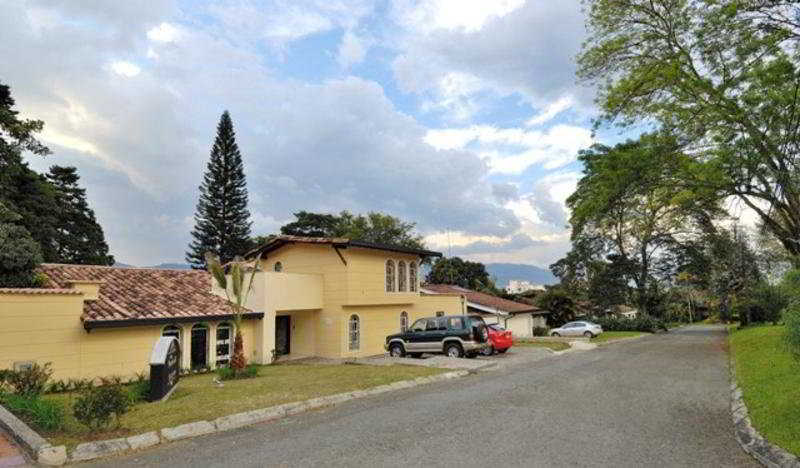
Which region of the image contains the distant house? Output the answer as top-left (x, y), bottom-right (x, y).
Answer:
top-left (422, 284), bottom-right (549, 338)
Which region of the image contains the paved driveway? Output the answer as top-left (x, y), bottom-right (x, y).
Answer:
top-left (87, 325), bottom-right (755, 467)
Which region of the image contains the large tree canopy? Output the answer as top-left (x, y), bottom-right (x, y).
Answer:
top-left (278, 210), bottom-right (426, 250)
top-left (564, 133), bottom-right (720, 313)
top-left (578, 0), bottom-right (800, 262)
top-left (425, 256), bottom-right (497, 292)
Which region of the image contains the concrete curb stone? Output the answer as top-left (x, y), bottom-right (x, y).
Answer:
top-left (37, 445), bottom-right (68, 466)
top-left (0, 403), bottom-right (67, 466)
top-left (126, 432), bottom-right (160, 451)
top-left (160, 421), bottom-right (216, 442)
top-left (728, 329), bottom-right (800, 468)
top-left (71, 438), bottom-right (129, 462)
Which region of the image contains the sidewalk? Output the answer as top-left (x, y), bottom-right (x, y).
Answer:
top-left (0, 431), bottom-right (26, 467)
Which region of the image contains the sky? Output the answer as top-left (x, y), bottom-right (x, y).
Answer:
top-left (1, 0), bottom-right (627, 267)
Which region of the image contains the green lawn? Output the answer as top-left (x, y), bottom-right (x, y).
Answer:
top-left (591, 331), bottom-right (648, 344)
top-left (41, 363), bottom-right (447, 448)
top-left (730, 325), bottom-right (800, 457)
top-left (515, 340), bottom-right (571, 351)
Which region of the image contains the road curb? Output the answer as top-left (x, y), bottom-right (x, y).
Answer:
top-left (728, 330), bottom-right (800, 467)
top-left (48, 369), bottom-right (469, 464)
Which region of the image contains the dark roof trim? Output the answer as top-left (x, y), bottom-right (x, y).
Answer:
top-left (246, 236), bottom-right (442, 259)
top-left (83, 312), bottom-right (264, 331)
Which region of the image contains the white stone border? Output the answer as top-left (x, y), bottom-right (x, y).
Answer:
top-left (729, 332), bottom-right (800, 467)
top-left (59, 369), bottom-right (469, 464)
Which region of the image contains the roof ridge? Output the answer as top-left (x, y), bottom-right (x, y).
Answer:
top-left (41, 263), bottom-right (204, 272)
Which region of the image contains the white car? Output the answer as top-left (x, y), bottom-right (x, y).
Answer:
top-left (550, 321), bottom-right (603, 338)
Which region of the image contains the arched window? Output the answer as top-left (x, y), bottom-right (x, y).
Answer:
top-left (348, 314), bottom-right (360, 351)
top-left (162, 325), bottom-right (181, 343)
top-left (398, 260), bottom-right (407, 292)
top-left (274, 262), bottom-right (282, 272)
top-left (385, 260), bottom-right (395, 292)
top-left (215, 322), bottom-right (233, 367)
top-left (400, 311), bottom-right (408, 332)
top-left (409, 261), bottom-right (417, 292)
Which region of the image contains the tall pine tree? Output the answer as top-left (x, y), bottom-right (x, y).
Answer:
top-left (186, 111), bottom-right (252, 268)
top-left (46, 166), bottom-right (114, 265)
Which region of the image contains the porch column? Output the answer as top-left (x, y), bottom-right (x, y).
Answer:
top-left (208, 322), bottom-right (218, 369)
top-left (180, 324), bottom-right (191, 371)
top-left (255, 308), bottom-right (276, 364)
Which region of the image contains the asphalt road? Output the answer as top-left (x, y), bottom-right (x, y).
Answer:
top-left (87, 325), bottom-right (756, 467)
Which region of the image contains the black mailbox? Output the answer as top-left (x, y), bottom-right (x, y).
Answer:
top-left (149, 336), bottom-right (180, 402)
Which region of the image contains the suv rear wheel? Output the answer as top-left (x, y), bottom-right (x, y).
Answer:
top-left (481, 345), bottom-right (494, 356)
top-left (388, 343), bottom-right (405, 357)
top-left (444, 342), bottom-right (463, 358)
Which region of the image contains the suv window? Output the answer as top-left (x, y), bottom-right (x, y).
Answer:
top-left (425, 320), bottom-right (439, 331)
top-left (410, 319), bottom-right (427, 332)
top-left (447, 317), bottom-right (465, 330)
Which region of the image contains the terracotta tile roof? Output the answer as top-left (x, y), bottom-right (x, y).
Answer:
top-left (245, 235), bottom-right (442, 259)
top-left (422, 284), bottom-right (546, 315)
top-left (0, 288), bottom-right (82, 295)
top-left (38, 264), bottom-right (255, 327)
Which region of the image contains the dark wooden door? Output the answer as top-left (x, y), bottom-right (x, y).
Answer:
top-left (191, 326), bottom-right (207, 369)
top-left (275, 316), bottom-right (290, 356)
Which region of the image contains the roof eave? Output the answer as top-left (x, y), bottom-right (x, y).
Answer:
top-left (82, 312), bottom-right (265, 331)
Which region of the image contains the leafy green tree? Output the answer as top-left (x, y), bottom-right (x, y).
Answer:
top-left (425, 256), bottom-right (498, 292)
top-left (46, 166), bottom-right (113, 265)
top-left (534, 286), bottom-right (577, 328)
top-left (0, 81), bottom-right (49, 157)
top-left (707, 225), bottom-right (763, 322)
top-left (578, 0), bottom-right (800, 262)
top-left (187, 111), bottom-right (252, 268)
top-left (0, 201), bottom-right (43, 287)
top-left (567, 133), bottom-right (719, 314)
top-left (277, 210), bottom-right (426, 250)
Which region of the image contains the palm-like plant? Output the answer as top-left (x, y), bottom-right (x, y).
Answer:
top-left (206, 252), bottom-right (259, 372)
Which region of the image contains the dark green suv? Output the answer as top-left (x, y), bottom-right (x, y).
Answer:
top-left (384, 315), bottom-right (489, 358)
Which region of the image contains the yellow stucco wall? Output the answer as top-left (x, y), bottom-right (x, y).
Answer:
top-left (0, 291), bottom-right (260, 381)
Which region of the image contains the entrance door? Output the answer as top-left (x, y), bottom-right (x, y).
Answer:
top-left (191, 324), bottom-right (208, 369)
top-left (275, 316), bottom-right (290, 356)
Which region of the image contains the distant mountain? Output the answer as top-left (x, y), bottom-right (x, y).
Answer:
top-left (113, 262), bottom-right (191, 270)
top-left (486, 263), bottom-right (557, 288)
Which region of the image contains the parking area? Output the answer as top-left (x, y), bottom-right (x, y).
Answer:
top-left (360, 345), bottom-right (554, 371)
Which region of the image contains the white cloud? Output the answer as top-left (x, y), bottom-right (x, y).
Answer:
top-left (526, 96), bottom-right (573, 126)
top-left (109, 60), bottom-right (141, 77)
top-left (147, 22), bottom-right (180, 42)
top-left (425, 124), bottom-right (592, 174)
top-left (393, 0), bottom-right (525, 33)
top-left (337, 30), bottom-right (368, 67)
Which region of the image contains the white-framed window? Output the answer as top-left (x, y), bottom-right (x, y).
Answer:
top-left (409, 261), bottom-right (417, 292)
top-left (274, 261), bottom-right (282, 272)
top-left (400, 311), bottom-right (408, 332)
top-left (348, 314), bottom-right (360, 351)
top-left (216, 322), bottom-right (233, 366)
top-left (385, 260), bottom-right (395, 292)
top-left (398, 260), bottom-right (407, 292)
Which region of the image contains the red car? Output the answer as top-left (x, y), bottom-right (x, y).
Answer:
top-left (483, 324), bottom-right (513, 355)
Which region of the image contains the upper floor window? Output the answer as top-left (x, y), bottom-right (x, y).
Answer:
top-left (274, 262), bottom-right (283, 272)
top-left (348, 314), bottom-right (360, 351)
top-left (385, 260), bottom-right (395, 292)
top-left (409, 261), bottom-right (417, 292)
top-left (398, 261), bottom-right (407, 292)
top-left (216, 322), bottom-right (232, 366)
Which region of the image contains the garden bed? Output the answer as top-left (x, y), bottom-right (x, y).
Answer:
top-left (730, 325), bottom-right (800, 457)
top-left (26, 363), bottom-right (446, 449)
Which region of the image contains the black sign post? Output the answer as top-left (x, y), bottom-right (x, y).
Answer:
top-left (149, 336), bottom-right (180, 402)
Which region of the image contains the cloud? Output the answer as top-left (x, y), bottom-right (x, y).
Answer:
top-left (110, 61), bottom-right (141, 77)
top-left (391, 0), bottom-right (590, 120)
top-left (492, 183), bottom-right (519, 203)
top-left (449, 233), bottom-right (541, 255)
top-left (425, 124), bottom-right (592, 174)
top-left (337, 30), bottom-right (369, 67)
top-left (147, 22), bottom-right (180, 43)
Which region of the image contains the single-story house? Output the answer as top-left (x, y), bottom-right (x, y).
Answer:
top-left (421, 284), bottom-right (549, 338)
top-left (0, 236), bottom-right (465, 380)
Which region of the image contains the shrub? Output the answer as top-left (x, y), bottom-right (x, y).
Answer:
top-left (6, 363), bottom-right (52, 397)
top-left (785, 303), bottom-right (800, 361)
top-left (127, 379), bottom-right (150, 403)
top-left (0, 369), bottom-right (12, 393)
top-left (0, 393), bottom-right (64, 431)
top-left (593, 315), bottom-right (667, 333)
top-left (73, 384), bottom-right (131, 430)
top-left (532, 326), bottom-right (549, 337)
top-left (735, 283), bottom-right (788, 326)
top-left (217, 364), bottom-right (259, 381)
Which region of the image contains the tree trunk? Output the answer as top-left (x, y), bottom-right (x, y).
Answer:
top-left (231, 329), bottom-right (247, 371)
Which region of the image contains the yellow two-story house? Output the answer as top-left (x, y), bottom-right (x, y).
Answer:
top-left (221, 235), bottom-right (466, 362)
top-left (0, 236), bottom-right (464, 380)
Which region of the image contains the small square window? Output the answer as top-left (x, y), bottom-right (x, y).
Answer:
top-left (13, 361), bottom-right (34, 372)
